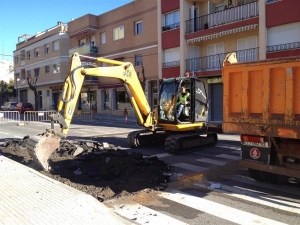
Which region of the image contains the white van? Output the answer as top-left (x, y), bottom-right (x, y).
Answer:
top-left (0, 102), bottom-right (17, 111)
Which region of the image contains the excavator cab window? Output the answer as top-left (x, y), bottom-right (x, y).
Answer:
top-left (194, 79), bottom-right (208, 122)
top-left (158, 79), bottom-right (179, 122)
top-left (177, 79), bottom-right (191, 122)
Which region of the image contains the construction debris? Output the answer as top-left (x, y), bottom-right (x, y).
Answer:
top-left (0, 137), bottom-right (170, 201)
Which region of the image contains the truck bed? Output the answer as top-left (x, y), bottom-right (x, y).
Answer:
top-left (223, 56), bottom-right (300, 139)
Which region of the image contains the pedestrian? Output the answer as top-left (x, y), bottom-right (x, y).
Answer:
top-left (176, 87), bottom-right (190, 118)
top-left (184, 71), bottom-right (190, 77)
top-left (123, 107), bottom-right (128, 123)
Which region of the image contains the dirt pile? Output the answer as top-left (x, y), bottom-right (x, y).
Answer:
top-left (0, 137), bottom-right (171, 201)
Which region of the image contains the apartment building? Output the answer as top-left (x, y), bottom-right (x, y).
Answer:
top-left (67, 0), bottom-right (158, 116)
top-left (158, 0), bottom-right (300, 125)
top-left (13, 22), bottom-right (70, 110)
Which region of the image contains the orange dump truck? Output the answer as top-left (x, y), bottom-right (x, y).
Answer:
top-left (222, 53), bottom-right (300, 183)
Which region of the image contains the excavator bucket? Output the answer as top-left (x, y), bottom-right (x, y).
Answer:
top-left (26, 129), bottom-right (61, 171)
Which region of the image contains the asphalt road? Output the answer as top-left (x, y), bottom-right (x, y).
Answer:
top-left (0, 119), bottom-right (299, 225)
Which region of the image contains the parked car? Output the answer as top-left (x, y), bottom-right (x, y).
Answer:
top-left (14, 103), bottom-right (34, 114)
top-left (1, 102), bottom-right (17, 111)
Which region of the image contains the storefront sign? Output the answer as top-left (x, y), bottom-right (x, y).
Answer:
top-left (207, 77), bottom-right (222, 84)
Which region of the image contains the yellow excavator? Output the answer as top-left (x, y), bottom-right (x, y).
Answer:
top-left (26, 52), bottom-right (218, 170)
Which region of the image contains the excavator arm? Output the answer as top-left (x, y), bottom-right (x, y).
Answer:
top-left (26, 52), bottom-right (156, 170)
top-left (54, 53), bottom-right (156, 134)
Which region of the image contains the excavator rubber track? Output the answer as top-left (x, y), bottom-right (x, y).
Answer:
top-left (164, 132), bottom-right (217, 154)
top-left (127, 129), bottom-right (217, 153)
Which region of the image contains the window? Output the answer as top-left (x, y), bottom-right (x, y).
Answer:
top-left (44, 44), bottom-right (49, 54)
top-left (90, 35), bottom-right (95, 45)
top-left (14, 56), bottom-right (19, 64)
top-left (26, 70), bottom-right (31, 78)
top-left (100, 32), bottom-right (106, 44)
top-left (237, 36), bottom-right (257, 62)
top-left (47, 90), bottom-right (50, 97)
top-left (207, 43), bottom-right (224, 70)
top-left (34, 68), bottom-right (40, 77)
top-left (116, 87), bottom-right (130, 110)
top-left (34, 48), bottom-right (39, 58)
top-left (135, 20), bottom-right (143, 35)
top-left (165, 10), bottom-right (180, 27)
top-left (104, 90), bottom-right (110, 110)
top-left (215, 3), bottom-right (225, 12)
top-left (45, 65), bottom-right (50, 73)
top-left (53, 40), bottom-right (59, 51)
top-left (26, 51), bottom-right (31, 60)
top-left (113, 26), bottom-right (124, 41)
top-left (135, 54), bottom-right (143, 66)
top-left (53, 64), bottom-right (60, 74)
top-left (163, 47), bottom-right (180, 67)
top-left (79, 38), bottom-right (85, 46)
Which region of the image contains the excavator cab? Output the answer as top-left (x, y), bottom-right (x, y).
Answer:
top-left (158, 76), bottom-right (208, 124)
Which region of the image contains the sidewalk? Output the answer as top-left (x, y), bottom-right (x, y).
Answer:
top-left (92, 113), bottom-right (137, 124)
top-left (0, 155), bottom-right (131, 225)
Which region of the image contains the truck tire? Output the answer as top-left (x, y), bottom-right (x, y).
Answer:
top-left (248, 169), bottom-right (264, 181)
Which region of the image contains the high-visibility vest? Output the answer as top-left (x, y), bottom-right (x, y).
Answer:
top-left (177, 92), bottom-right (190, 105)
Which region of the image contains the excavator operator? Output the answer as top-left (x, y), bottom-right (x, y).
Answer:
top-left (176, 86), bottom-right (190, 118)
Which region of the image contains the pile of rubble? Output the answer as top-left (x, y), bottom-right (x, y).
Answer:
top-left (0, 137), bottom-right (171, 200)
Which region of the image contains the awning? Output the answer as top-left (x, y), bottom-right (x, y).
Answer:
top-left (187, 24), bottom-right (258, 44)
top-left (68, 28), bottom-right (98, 38)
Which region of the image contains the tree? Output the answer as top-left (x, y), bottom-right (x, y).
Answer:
top-left (0, 80), bottom-right (14, 104)
top-left (27, 76), bottom-right (39, 111)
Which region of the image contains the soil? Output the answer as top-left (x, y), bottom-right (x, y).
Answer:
top-left (0, 137), bottom-right (171, 202)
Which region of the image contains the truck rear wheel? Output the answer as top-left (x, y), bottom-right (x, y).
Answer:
top-left (248, 169), bottom-right (264, 181)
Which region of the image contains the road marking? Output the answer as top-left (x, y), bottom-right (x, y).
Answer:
top-left (216, 154), bottom-right (240, 160)
top-left (172, 163), bottom-right (206, 172)
top-left (194, 182), bottom-right (300, 215)
top-left (196, 158), bottom-right (227, 165)
top-left (149, 153), bottom-right (172, 158)
top-left (73, 131), bottom-right (87, 134)
top-left (233, 175), bottom-right (300, 197)
top-left (113, 203), bottom-right (188, 225)
top-left (13, 136), bottom-right (23, 139)
top-left (160, 190), bottom-right (288, 225)
top-left (215, 144), bottom-right (241, 150)
top-left (0, 132), bottom-right (9, 135)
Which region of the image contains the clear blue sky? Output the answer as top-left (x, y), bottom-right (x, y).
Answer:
top-left (0, 0), bottom-right (133, 62)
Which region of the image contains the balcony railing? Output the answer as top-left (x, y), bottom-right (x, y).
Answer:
top-left (84, 76), bottom-right (98, 82)
top-left (69, 43), bottom-right (98, 56)
top-left (162, 60), bottom-right (180, 68)
top-left (267, 41), bottom-right (300, 52)
top-left (186, 1), bottom-right (258, 34)
top-left (162, 22), bottom-right (180, 32)
top-left (185, 48), bottom-right (258, 72)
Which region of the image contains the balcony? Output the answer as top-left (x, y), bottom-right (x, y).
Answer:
top-left (185, 48), bottom-right (258, 72)
top-left (162, 22), bottom-right (180, 32)
top-left (69, 43), bottom-right (98, 57)
top-left (267, 41), bottom-right (300, 52)
top-left (185, 1), bottom-right (258, 34)
top-left (162, 60), bottom-right (180, 68)
top-left (84, 76), bottom-right (98, 83)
